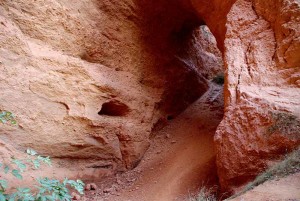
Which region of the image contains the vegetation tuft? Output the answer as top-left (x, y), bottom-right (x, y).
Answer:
top-left (189, 186), bottom-right (217, 201)
top-left (0, 111), bottom-right (17, 125)
top-left (0, 112), bottom-right (85, 201)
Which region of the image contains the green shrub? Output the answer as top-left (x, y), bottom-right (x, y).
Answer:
top-left (0, 111), bottom-right (17, 125)
top-left (0, 148), bottom-right (85, 201)
top-left (0, 112), bottom-right (85, 201)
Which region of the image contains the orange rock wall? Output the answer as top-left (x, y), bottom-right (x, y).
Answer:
top-left (0, 0), bottom-right (219, 175)
top-left (0, 0), bottom-right (299, 193)
top-left (214, 0), bottom-right (300, 192)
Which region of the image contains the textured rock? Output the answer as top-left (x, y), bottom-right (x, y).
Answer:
top-left (1, 0), bottom-right (298, 194)
top-left (0, 0), bottom-right (222, 176)
top-left (0, 0), bottom-right (159, 172)
top-left (215, 0), bottom-right (300, 193)
top-left (178, 25), bottom-right (224, 80)
top-left (190, 0), bottom-right (236, 51)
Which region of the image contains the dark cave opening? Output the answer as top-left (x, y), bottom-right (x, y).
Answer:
top-left (98, 100), bottom-right (130, 116)
top-left (136, 2), bottom-right (226, 197)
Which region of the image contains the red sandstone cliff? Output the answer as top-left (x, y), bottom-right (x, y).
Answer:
top-left (0, 0), bottom-right (299, 194)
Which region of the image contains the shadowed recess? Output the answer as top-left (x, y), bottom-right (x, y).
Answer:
top-left (98, 100), bottom-right (130, 116)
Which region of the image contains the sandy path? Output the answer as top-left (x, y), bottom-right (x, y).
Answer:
top-left (90, 83), bottom-right (224, 201)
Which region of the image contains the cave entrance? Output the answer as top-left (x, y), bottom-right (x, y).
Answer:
top-left (151, 23), bottom-right (225, 130)
top-left (145, 22), bottom-right (225, 199)
top-left (137, 0), bottom-right (224, 120)
top-left (136, 1), bottom-right (225, 196)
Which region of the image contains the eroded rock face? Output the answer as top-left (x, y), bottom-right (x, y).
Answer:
top-left (215, 0), bottom-right (300, 193)
top-left (0, 0), bottom-right (159, 172)
top-left (190, 0), bottom-right (237, 51)
top-left (0, 0), bottom-right (221, 175)
top-left (1, 0), bottom-right (298, 194)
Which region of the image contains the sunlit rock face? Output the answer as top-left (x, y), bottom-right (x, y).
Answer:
top-left (1, 0), bottom-right (299, 193)
top-left (0, 0), bottom-right (222, 175)
top-left (214, 0), bottom-right (300, 193)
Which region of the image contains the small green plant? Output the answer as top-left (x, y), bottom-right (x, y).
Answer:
top-left (212, 74), bottom-right (224, 85)
top-left (0, 112), bottom-right (85, 200)
top-left (189, 186), bottom-right (217, 201)
top-left (266, 112), bottom-right (300, 139)
top-left (0, 148), bottom-right (85, 201)
top-left (0, 111), bottom-right (17, 125)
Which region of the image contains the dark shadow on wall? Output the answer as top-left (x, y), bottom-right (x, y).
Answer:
top-left (134, 0), bottom-right (209, 118)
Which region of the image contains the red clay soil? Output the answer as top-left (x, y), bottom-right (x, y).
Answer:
top-left (84, 83), bottom-right (224, 201)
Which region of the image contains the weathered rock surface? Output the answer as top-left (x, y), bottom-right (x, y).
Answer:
top-left (0, 0), bottom-right (221, 176)
top-left (0, 0), bottom-right (158, 172)
top-left (1, 0), bottom-right (299, 195)
top-left (215, 0), bottom-right (300, 193)
top-left (190, 0), bottom-right (237, 51)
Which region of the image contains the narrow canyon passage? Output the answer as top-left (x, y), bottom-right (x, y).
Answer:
top-left (1, 1), bottom-right (300, 200)
top-left (87, 82), bottom-right (224, 201)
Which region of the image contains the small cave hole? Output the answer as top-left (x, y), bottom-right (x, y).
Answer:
top-left (98, 100), bottom-right (130, 116)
